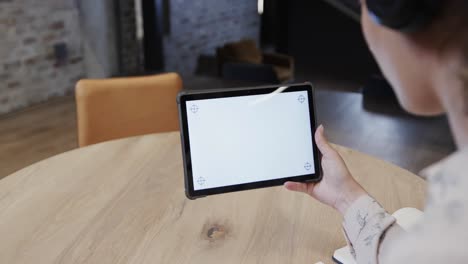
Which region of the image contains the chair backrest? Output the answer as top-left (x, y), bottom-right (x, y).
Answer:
top-left (75, 73), bottom-right (183, 147)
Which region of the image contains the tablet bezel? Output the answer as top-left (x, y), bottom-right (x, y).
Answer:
top-left (177, 83), bottom-right (322, 199)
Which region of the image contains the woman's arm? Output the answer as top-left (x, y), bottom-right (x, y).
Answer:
top-left (285, 125), bottom-right (403, 263)
top-left (284, 125), bottom-right (368, 215)
top-left (342, 195), bottom-right (404, 263)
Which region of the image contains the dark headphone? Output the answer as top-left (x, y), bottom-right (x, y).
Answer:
top-left (366, 0), bottom-right (442, 32)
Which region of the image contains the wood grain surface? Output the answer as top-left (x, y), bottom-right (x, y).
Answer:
top-left (0, 96), bottom-right (77, 179)
top-left (0, 132), bottom-right (426, 264)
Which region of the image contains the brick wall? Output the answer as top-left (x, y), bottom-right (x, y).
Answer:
top-left (0, 0), bottom-right (84, 114)
top-left (0, 0), bottom-right (260, 114)
top-left (163, 0), bottom-right (260, 76)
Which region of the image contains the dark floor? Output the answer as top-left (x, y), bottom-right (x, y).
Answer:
top-left (315, 90), bottom-right (455, 172)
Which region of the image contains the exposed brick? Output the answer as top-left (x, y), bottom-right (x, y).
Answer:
top-left (15, 25), bottom-right (27, 35)
top-left (24, 56), bottom-right (39, 65)
top-left (11, 9), bottom-right (24, 16)
top-left (49, 21), bottom-right (65, 30)
top-left (36, 63), bottom-right (47, 72)
top-left (44, 53), bottom-right (55, 61)
top-left (69, 57), bottom-right (83, 64)
top-left (42, 34), bottom-right (56, 43)
top-left (162, 0), bottom-right (260, 75)
top-left (0, 1), bottom-right (84, 114)
top-left (0, 73), bottom-right (10, 81)
top-left (70, 74), bottom-right (84, 84)
top-left (64, 86), bottom-right (75, 96)
top-left (23, 37), bottom-right (37, 45)
top-left (7, 81), bottom-right (21, 89)
top-left (4, 61), bottom-right (21, 71)
top-left (49, 72), bottom-right (57, 78)
top-left (0, 17), bottom-right (15, 26)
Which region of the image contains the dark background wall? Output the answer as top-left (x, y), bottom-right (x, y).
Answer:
top-left (262, 0), bottom-right (380, 82)
top-left (115, 0), bottom-right (142, 76)
top-left (162, 0), bottom-right (261, 76)
top-left (0, 0), bottom-right (84, 114)
top-left (140, 0), bottom-right (379, 81)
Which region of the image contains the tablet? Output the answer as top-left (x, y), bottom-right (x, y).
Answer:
top-left (177, 83), bottom-right (321, 199)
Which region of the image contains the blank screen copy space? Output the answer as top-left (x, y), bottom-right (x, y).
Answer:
top-left (186, 91), bottom-right (315, 190)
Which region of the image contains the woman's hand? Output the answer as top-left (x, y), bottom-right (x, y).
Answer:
top-left (284, 125), bottom-right (368, 215)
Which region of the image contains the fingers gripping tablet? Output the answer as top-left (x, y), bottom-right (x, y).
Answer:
top-left (177, 83), bottom-right (322, 199)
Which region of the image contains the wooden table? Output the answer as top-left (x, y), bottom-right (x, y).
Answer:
top-left (0, 132), bottom-right (426, 264)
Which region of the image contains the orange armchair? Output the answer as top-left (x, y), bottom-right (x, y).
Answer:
top-left (75, 73), bottom-right (183, 147)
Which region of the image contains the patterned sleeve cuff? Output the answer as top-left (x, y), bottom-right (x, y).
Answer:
top-left (342, 195), bottom-right (396, 264)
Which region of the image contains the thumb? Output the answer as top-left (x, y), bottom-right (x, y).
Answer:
top-left (315, 125), bottom-right (336, 157)
top-left (284, 181), bottom-right (314, 194)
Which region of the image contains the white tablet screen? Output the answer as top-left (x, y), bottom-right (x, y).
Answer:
top-left (186, 91), bottom-right (315, 191)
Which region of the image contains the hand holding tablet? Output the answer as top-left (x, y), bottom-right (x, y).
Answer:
top-left (177, 83), bottom-right (322, 199)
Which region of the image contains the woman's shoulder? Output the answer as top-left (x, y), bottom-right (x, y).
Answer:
top-left (422, 148), bottom-right (468, 203)
top-left (382, 150), bottom-right (468, 262)
top-left (418, 148), bottom-right (468, 230)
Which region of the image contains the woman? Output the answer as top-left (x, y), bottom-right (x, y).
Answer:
top-left (285, 0), bottom-right (468, 263)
